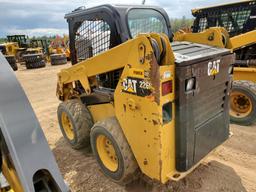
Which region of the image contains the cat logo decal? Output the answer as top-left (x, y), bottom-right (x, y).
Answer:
top-left (208, 59), bottom-right (220, 76)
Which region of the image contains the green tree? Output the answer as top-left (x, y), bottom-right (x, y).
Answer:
top-left (170, 17), bottom-right (194, 32)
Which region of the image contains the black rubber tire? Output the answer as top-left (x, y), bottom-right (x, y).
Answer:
top-left (4, 55), bottom-right (18, 71)
top-left (57, 99), bottom-right (94, 149)
top-left (230, 80), bottom-right (256, 125)
top-left (90, 117), bottom-right (138, 185)
top-left (50, 54), bottom-right (67, 65)
top-left (25, 60), bottom-right (46, 69)
top-left (50, 54), bottom-right (66, 59)
top-left (16, 51), bottom-right (25, 62)
top-left (23, 53), bottom-right (44, 63)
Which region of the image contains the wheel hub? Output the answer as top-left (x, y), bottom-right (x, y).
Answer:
top-left (230, 91), bottom-right (252, 118)
top-left (96, 135), bottom-right (118, 172)
top-left (61, 112), bottom-right (74, 140)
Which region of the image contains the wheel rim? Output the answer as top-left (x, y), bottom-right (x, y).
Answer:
top-left (96, 135), bottom-right (118, 172)
top-left (230, 91), bottom-right (252, 118)
top-left (61, 112), bottom-right (74, 140)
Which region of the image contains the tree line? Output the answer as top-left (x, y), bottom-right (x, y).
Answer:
top-left (170, 16), bottom-right (194, 32)
top-left (0, 17), bottom-right (194, 43)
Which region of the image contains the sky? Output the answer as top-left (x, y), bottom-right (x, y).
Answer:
top-left (0, 0), bottom-right (237, 37)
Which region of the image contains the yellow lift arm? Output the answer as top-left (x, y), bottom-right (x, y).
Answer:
top-left (228, 30), bottom-right (256, 51)
top-left (57, 33), bottom-right (174, 101)
top-left (174, 27), bottom-right (256, 52)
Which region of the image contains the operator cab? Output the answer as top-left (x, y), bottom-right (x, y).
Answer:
top-left (66, 4), bottom-right (172, 89)
top-left (192, 0), bottom-right (256, 37)
top-left (7, 35), bottom-right (29, 48)
top-left (65, 4), bottom-right (172, 64)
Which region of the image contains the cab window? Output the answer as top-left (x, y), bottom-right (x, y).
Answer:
top-left (128, 9), bottom-right (168, 38)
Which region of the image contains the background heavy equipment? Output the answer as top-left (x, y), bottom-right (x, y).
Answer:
top-left (0, 35), bottom-right (46, 70)
top-left (6, 35), bottom-right (28, 61)
top-left (21, 39), bottom-right (50, 69)
top-left (56, 4), bottom-right (234, 184)
top-left (178, 0), bottom-right (256, 125)
top-left (6, 35), bottom-right (44, 58)
top-left (0, 39), bottom-right (22, 71)
top-left (0, 53), bottom-right (69, 192)
top-left (11, 35), bottom-right (47, 70)
top-left (50, 54), bottom-right (67, 66)
top-left (0, 41), bottom-right (21, 57)
top-left (30, 39), bottom-right (50, 57)
top-left (49, 35), bottom-right (70, 65)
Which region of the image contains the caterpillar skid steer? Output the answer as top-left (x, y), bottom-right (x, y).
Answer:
top-left (175, 0), bottom-right (256, 125)
top-left (56, 5), bottom-right (235, 184)
top-left (0, 53), bottom-right (69, 191)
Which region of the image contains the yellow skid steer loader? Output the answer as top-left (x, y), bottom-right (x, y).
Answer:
top-left (56, 5), bottom-right (235, 184)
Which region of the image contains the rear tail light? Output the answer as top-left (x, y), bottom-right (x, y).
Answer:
top-left (162, 80), bottom-right (172, 96)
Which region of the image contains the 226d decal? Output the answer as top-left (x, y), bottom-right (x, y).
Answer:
top-left (122, 77), bottom-right (152, 97)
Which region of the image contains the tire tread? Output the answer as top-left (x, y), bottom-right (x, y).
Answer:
top-left (231, 80), bottom-right (256, 125)
top-left (91, 117), bottom-right (138, 184)
top-left (58, 99), bottom-right (93, 149)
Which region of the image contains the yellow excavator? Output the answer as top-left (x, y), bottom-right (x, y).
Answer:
top-left (0, 53), bottom-right (69, 191)
top-left (55, 5), bottom-right (234, 184)
top-left (175, 0), bottom-right (256, 125)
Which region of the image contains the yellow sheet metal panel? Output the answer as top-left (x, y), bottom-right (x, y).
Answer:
top-left (174, 27), bottom-right (228, 48)
top-left (114, 36), bottom-right (176, 183)
top-left (88, 103), bottom-right (115, 123)
top-left (1, 42), bottom-right (19, 56)
top-left (57, 33), bottom-right (181, 183)
top-left (57, 35), bottom-right (152, 99)
top-left (233, 67), bottom-right (256, 83)
top-left (229, 30), bottom-right (256, 51)
top-left (159, 65), bottom-right (176, 182)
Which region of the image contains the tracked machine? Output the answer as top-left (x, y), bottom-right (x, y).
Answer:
top-left (175, 0), bottom-right (256, 125)
top-left (56, 5), bottom-right (235, 184)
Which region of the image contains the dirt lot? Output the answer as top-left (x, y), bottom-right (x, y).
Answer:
top-left (16, 63), bottom-right (256, 192)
